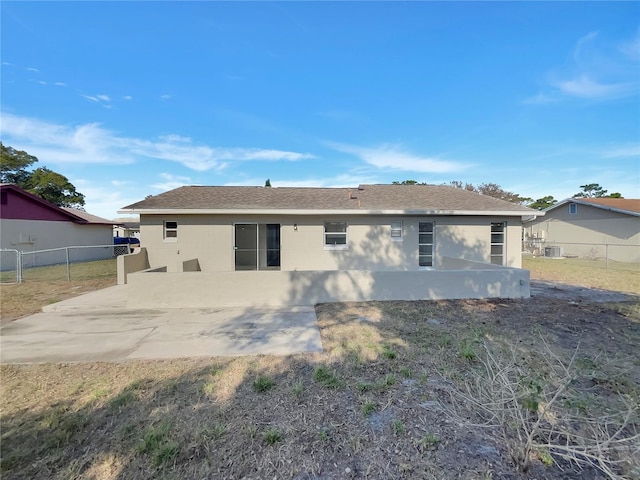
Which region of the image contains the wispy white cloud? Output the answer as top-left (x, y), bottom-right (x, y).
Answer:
top-left (327, 142), bottom-right (466, 173)
top-left (73, 180), bottom-right (142, 220)
top-left (573, 31), bottom-right (598, 63)
top-left (160, 94), bottom-right (172, 101)
top-left (54, 82), bottom-right (67, 87)
top-left (527, 30), bottom-right (639, 103)
top-left (619, 30), bottom-right (640, 60)
top-left (81, 93), bottom-right (111, 104)
top-left (26, 67), bottom-right (39, 72)
top-left (0, 113), bottom-right (135, 164)
top-left (521, 92), bottom-right (559, 105)
top-left (151, 173), bottom-right (195, 191)
top-left (552, 75), bottom-right (637, 99)
top-left (0, 113), bottom-right (316, 172)
top-left (123, 95), bottom-right (133, 101)
top-left (131, 136), bottom-right (314, 171)
top-left (38, 80), bottom-right (47, 85)
top-left (602, 143), bottom-right (640, 159)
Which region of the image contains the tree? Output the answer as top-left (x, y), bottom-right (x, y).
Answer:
top-left (264, 179), bottom-right (271, 187)
top-left (475, 182), bottom-right (525, 204)
top-left (25, 168), bottom-right (85, 207)
top-left (572, 183), bottom-right (623, 199)
top-left (573, 183), bottom-right (607, 198)
top-left (0, 143), bottom-right (85, 207)
top-left (528, 195), bottom-right (557, 210)
top-left (392, 179), bottom-right (424, 185)
top-left (448, 180), bottom-right (476, 192)
top-left (448, 180), bottom-right (528, 205)
top-left (0, 143), bottom-right (38, 184)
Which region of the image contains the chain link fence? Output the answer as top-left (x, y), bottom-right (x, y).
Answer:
top-left (523, 240), bottom-right (639, 272)
top-left (0, 249), bottom-right (21, 284)
top-left (2, 244), bottom-right (130, 283)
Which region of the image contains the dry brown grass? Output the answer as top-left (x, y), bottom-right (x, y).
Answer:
top-left (2, 258), bottom-right (639, 478)
top-left (0, 259), bottom-right (116, 323)
top-left (2, 296), bottom-right (639, 479)
top-left (523, 256), bottom-right (640, 295)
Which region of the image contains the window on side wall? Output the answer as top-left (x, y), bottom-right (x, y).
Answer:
top-left (418, 221), bottom-right (434, 268)
top-left (390, 221), bottom-right (403, 241)
top-left (569, 203), bottom-right (577, 215)
top-left (164, 221), bottom-right (178, 241)
top-left (324, 221), bottom-right (347, 249)
top-left (490, 222), bottom-right (505, 265)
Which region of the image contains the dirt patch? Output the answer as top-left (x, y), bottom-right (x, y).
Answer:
top-left (531, 279), bottom-right (640, 303)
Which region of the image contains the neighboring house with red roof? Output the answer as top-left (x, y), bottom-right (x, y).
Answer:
top-left (117, 184), bottom-right (542, 307)
top-left (0, 183), bottom-right (114, 266)
top-left (523, 197), bottom-right (640, 263)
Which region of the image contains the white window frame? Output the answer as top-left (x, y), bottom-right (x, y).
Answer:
top-left (163, 220), bottom-right (178, 242)
top-left (390, 220), bottom-right (403, 242)
top-left (569, 203), bottom-right (578, 215)
top-left (418, 221), bottom-right (435, 269)
top-left (324, 221), bottom-right (348, 250)
top-left (490, 222), bottom-right (506, 265)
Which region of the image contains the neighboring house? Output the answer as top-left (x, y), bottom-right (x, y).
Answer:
top-left (118, 184), bottom-right (542, 307)
top-left (523, 198), bottom-right (640, 263)
top-left (0, 183), bottom-right (114, 267)
top-left (114, 219), bottom-right (140, 240)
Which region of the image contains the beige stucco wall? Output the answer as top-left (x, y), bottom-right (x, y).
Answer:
top-left (525, 203), bottom-right (640, 262)
top-left (138, 214), bottom-right (523, 273)
top-left (1, 219), bottom-right (114, 267)
top-left (117, 248), bottom-right (150, 284)
top-left (126, 262), bottom-right (530, 308)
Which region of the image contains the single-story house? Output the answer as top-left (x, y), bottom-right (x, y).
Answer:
top-left (523, 197), bottom-right (640, 263)
top-left (117, 184), bottom-right (542, 307)
top-left (0, 183), bottom-right (114, 268)
top-left (114, 219), bottom-right (140, 240)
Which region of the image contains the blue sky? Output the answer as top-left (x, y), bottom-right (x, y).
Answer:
top-left (1, 1), bottom-right (639, 219)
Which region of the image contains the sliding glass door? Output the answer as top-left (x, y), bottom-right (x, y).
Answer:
top-left (234, 223), bottom-right (281, 271)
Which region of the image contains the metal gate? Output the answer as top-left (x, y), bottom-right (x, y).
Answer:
top-left (0, 249), bottom-right (22, 284)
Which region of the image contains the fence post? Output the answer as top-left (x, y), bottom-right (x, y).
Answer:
top-left (66, 247), bottom-right (71, 281)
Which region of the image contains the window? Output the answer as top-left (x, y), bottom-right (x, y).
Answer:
top-left (418, 221), bottom-right (434, 267)
top-left (164, 221), bottom-right (178, 240)
top-left (569, 203), bottom-right (577, 215)
top-left (390, 221), bottom-right (403, 241)
top-left (490, 222), bottom-right (505, 265)
top-left (324, 221), bottom-right (347, 249)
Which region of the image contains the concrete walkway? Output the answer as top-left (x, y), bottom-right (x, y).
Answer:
top-left (1, 286), bottom-right (322, 364)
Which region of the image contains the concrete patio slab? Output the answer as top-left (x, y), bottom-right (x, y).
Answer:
top-left (1, 287), bottom-right (322, 363)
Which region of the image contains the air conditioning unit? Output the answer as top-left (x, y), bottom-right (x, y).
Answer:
top-left (544, 246), bottom-right (563, 258)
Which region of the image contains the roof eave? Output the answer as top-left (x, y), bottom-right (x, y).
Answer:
top-left (118, 207), bottom-right (536, 217)
top-left (545, 198), bottom-right (640, 217)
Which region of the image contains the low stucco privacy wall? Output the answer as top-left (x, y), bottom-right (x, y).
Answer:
top-left (117, 248), bottom-right (149, 285)
top-left (125, 259), bottom-right (530, 308)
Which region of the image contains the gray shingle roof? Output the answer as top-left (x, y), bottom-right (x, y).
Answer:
top-left (61, 207), bottom-right (114, 225)
top-left (120, 184), bottom-right (537, 215)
